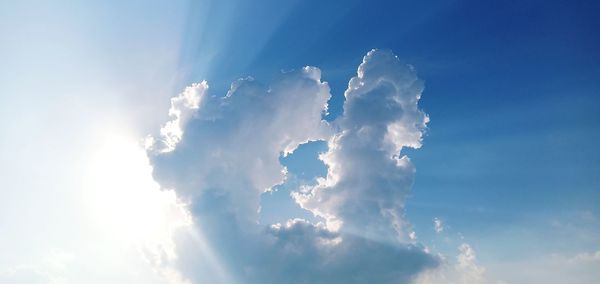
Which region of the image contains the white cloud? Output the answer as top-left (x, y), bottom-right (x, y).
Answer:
top-left (456, 243), bottom-right (486, 282)
top-left (434, 218), bottom-right (444, 233)
top-left (294, 49), bottom-right (430, 243)
top-left (149, 67), bottom-right (331, 224)
top-left (568, 250), bottom-right (600, 264)
top-left (414, 243), bottom-right (487, 284)
top-left (151, 81), bottom-right (208, 153)
top-left (147, 49), bottom-right (438, 283)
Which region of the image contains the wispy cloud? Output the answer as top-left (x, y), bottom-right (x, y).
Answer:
top-left (415, 243), bottom-right (487, 284)
top-left (433, 218), bottom-right (444, 234)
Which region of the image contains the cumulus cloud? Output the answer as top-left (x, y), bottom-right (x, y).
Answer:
top-left (149, 67), bottom-right (331, 225)
top-left (149, 81), bottom-right (208, 153)
top-left (147, 49), bottom-right (437, 283)
top-left (293, 50), bottom-right (429, 244)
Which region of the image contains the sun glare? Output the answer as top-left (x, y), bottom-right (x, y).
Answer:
top-left (82, 129), bottom-right (191, 257)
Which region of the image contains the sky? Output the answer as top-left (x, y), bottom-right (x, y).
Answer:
top-left (1, 1), bottom-right (599, 283)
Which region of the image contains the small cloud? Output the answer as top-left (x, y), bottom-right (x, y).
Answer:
top-left (568, 250), bottom-right (600, 264)
top-left (433, 217), bottom-right (444, 233)
top-left (414, 243), bottom-right (487, 284)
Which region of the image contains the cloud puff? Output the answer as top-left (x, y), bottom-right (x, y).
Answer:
top-left (150, 81), bottom-right (208, 153)
top-left (149, 67), bottom-right (331, 222)
top-left (148, 49), bottom-right (437, 283)
top-left (433, 218), bottom-right (444, 233)
top-left (414, 243), bottom-right (486, 284)
top-left (294, 50), bottom-right (430, 243)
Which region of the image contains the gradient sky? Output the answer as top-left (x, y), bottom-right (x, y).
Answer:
top-left (180, 1), bottom-right (600, 279)
top-left (1, 1), bottom-right (599, 283)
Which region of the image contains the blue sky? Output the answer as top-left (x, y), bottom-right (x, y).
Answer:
top-left (1, 1), bottom-right (599, 283)
top-left (178, 0), bottom-right (600, 271)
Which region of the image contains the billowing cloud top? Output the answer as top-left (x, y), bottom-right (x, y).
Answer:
top-left (294, 50), bottom-right (429, 243)
top-left (147, 49), bottom-right (436, 284)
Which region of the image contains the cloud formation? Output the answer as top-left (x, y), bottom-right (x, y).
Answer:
top-left (148, 49), bottom-right (437, 283)
top-left (414, 243), bottom-right (486, 284)
top-left (294, 49), bottom-right (429, 243)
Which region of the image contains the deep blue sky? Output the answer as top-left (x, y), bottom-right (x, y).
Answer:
top-left (178, 0), bottom-right (600, 262)
top-left (1, 0), bottom-right (599, 282)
